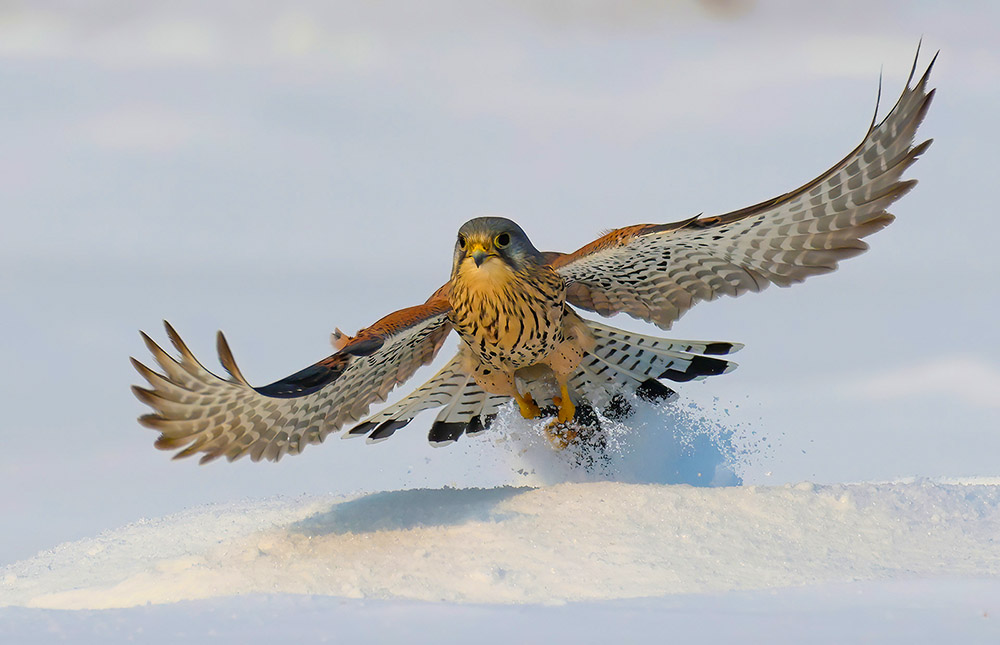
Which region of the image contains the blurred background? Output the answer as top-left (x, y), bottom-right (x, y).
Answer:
top-left (2, 0), bottom-right (998, 564)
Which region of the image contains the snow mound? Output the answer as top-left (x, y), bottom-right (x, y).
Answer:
top-left (3, 480), bottom-right (1000, 610)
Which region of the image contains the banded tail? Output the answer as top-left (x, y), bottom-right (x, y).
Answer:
top-left (346, 319), bottom-right (741, 445)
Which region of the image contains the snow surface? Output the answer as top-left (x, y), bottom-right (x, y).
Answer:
top-left (3, 478), bottom-right (1000, 642)
top-left (3, 581), bottom-right (999, 645)
top-left (4, 479), bottom-right (1000, 611)
top-left (3, 400), bottom-right (999, 640)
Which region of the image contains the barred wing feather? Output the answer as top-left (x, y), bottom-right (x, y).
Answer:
top-left (132, 299), bottom-right (451, 463)
top-left (550, 52), bottom-right (936, 330)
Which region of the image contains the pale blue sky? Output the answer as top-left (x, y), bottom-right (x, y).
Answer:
top-left (2, 0), bottom-right (998, 563)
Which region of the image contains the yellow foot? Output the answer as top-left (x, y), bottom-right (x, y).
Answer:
top-left (545, 419), bottom-right (578, 450)
top-left (516, 392), bottom-right (541, 419)
top-left (553, 393), bottom-right (575, 424)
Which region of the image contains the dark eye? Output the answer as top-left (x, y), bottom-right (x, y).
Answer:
top-left (495, 233), bottom-right (510, 248)
top-left (458, 234), bottom-right (467, 249)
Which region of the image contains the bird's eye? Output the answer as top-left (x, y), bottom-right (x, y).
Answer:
top-left (458, 235), bottom-right (467, 250)
top-left (495, 233), bottom-right (510, 248)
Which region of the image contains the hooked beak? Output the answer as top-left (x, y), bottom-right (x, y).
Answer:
top-left (468, 242), bottom-right (489, 267)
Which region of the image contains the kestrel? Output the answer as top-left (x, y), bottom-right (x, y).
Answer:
top-left (133, 53), bottom-right (935, 463)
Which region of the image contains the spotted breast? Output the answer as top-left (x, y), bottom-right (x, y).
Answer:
top-left (449, 254), bottom-right (567, 372)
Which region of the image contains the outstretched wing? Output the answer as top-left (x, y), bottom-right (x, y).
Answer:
top-left (549, 51), bottom-right (936, 330)
top-left (132, 297), bottom-right (452, 463)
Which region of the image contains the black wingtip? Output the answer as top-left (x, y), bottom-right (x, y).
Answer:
top-left (703, 342), bottom-right (735, 356)
top-left (659, 355), bottom-right (730, 382)
top-left (428, 420), bottom-right (465, 445)
top-left (368, 418), bottom-right (413, 443)
top-left (254, 362), bottom-right (343, 398)
top-left (346, 421), bottom-right (376, 437)
top-left (635, 379), bottom-right (678, 403)
top-left (340, 337), bottom-right (383, 357)
top-left (465, 414), bottom-right (496, 437)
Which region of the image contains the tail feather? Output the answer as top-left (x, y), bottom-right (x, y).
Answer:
top-left (567, 320), bottom-right (740, 409)
top-left (345, 319), bottom-right (740, 444)
top-left (428, 373), bottom-right (507, 446)
top-left (346, 355), bottom-right (507, 445)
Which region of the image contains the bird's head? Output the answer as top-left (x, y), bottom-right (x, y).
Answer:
top-left (451, 217), bottom-right (543, 280)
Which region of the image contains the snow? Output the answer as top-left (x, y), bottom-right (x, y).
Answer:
top-left (0, 403), bottom-right (754, 610)
top-left (2, 581), bottom-right (999, 645)
top-left (3, 400), bottom-right (999, 639)
top-left (4, 478), bottom-right (1000, 611)
top-left (2, 479), bottom-right (1000, 641)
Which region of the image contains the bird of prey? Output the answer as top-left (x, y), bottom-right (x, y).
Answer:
top-left (133, 52), bottom-right (935, 464)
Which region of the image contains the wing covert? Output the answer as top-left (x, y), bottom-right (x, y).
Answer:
top-left (550, 51), bottom-right (936, 330)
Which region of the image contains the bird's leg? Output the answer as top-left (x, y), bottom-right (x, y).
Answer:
top-left (552, 381), bottom-right (575, 424)
top-left (513, 389), bottom-right (541, 419)
top-left (546, 380), bottom-right (578, 449)
top-left (540, 317), bottom-right (591, 448)
top-left (465, 352), bottom-right (540, 419)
